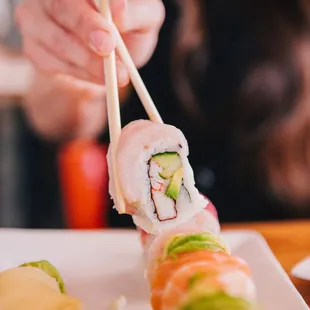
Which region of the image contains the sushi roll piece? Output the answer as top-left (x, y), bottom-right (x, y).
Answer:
top-left (107, 120), bottom-right (207, 234)
top-left (149, 236), bottom-right (259, 310)
top-left (0, 260), bottom-right (81, 310)
top-left (137, 201), bottom-right (221, 252)
top-left (145, 230), bottom-right (229, 284)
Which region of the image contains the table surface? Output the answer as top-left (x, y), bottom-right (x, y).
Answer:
top-left (222, 220), bottom-right (310, 306)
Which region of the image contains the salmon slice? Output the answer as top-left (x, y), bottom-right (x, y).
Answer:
top-left (150, 250), bottom-right (251, 310)
top-left (161, 263), bottom-right (256, 310)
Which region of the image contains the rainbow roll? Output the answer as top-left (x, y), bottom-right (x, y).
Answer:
top-left (146, 231), bottom-right (260, 310)
top-left (150, 247), bottom-right (258, 310)
top-left (137, 195), bottom-right (260, 310)
top-left (107, 120), bottom-right (207, 234)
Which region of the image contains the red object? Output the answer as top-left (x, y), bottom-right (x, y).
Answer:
top-left (58, 139), bottom-right (109, 229)
top-left (137, 226), bottom-right (149, 247)
top-left (204, 199), bottom-right (218, 219)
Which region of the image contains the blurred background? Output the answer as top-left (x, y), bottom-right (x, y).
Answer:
top-left (1, 0), bottom-right (310, 230)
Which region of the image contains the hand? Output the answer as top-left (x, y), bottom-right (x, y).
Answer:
top-left (23, 72), bottom-right (108, 140)
top-left (15, 0), bottom-right (165, 86)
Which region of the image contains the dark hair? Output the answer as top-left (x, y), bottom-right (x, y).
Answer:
top-left (173, 0), bottom-right (310, 206)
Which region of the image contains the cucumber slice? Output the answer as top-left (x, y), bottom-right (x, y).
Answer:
top-left (152, 152), bottom-right (182, 179)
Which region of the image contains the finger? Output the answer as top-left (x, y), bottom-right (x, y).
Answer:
top-left (42, 0), bottom-right (116, 55)
top-left (75, 97), bottom-right (108, 139)
top-left (17, 3), bottom-right (128, 85)
top-left (24, 38), bottom-right (129, 87)
top-left (117, 0), bottom-right (165, 32)
top-left (115, 57), bottom-right (130, 87)
top-left (123, 31), bottom-right (159, 68)
top-left (110, 0), bottom-right (127, 28)
top-left (17, 3), bottom-right (104, 79)
top-left (23, 38), bottom-right (104, 84)
top-left (86, 0), bottom-right (99, 11)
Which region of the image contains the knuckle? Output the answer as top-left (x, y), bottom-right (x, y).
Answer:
top-left (47, 0), bottom-right (70, 17)
top-left (49, 0), bottom-right (85, 30)
top-left (53, 30), bottom-right (89, 66)
top-left (74, 11), bottom-right (87, 31)
top-left (23, 41), bottom-right (53, 74)
top-left (51, 30), bottom-right (67, 55)
top-left (66, 32), bottom-right (79, 49)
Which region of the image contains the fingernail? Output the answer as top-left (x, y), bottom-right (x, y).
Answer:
top-left (89, 29), bottom-right (115, 55)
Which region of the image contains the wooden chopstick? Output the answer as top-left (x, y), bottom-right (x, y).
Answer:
top-left (99, 0), bottom-right (126, 214)
top-left (113, 26), bottom-right (163, 123)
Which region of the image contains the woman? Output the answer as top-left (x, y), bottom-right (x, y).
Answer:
top-left (14, 0), bottom-right (310, 228)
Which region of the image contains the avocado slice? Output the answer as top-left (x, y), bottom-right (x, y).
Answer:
top-left (181, 292), bottom-right (256, 310)
top-left (20, 260), bottom-right (66, 294)
top-left (165, 167), bottom-right (184, 200)
top-left (162, 232), bottom-right (230, 260)
top-left (152, 152), bottom-right (182, 179)
top-left (188, 272), bottom-right (208, 289)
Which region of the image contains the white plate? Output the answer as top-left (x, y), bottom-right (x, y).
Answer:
top-left (0, 228), bottom-right (308, 310)
top-left (292, 256), bottom-right (310, 281)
